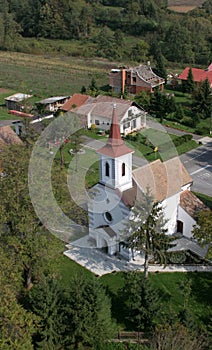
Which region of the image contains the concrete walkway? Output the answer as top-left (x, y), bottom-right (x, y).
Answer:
top-left (64, 236), bottom-right (212, 276)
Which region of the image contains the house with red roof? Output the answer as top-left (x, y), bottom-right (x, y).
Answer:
top-left (178, 63), bottom-right (212, 88)
top-left (61, 93), bottom-right (91, 112)
top-left (68, 94), bottom-right (147, 135)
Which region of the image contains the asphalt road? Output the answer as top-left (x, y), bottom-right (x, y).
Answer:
top-left (180, 141), bottom-right (212, 196)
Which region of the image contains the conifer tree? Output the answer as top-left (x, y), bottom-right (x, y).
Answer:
top-left (123, 189), bottom-right (170, 278)
top-left (123, 271), bottom-right (162, 332)
top-left (184, 67), bottom-right (195, 93)
top-left (65, 274), bottom-right (114, 349)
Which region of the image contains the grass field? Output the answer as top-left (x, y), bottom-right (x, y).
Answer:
top-left (0, 51), bottom-right (110, 97)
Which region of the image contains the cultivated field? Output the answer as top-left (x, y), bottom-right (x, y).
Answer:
top-left (168, 0), bottom-right (206, 12)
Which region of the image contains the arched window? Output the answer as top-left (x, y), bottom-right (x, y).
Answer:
top-left (105, 162), bottom-right (110, 177)
top-left (122, 162), bottom-right (125, 176)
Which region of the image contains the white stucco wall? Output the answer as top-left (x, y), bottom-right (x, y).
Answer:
top-left (178, 206), bottom-right (196, 238)
top-left (162, 193), bottom-right (180, 234)
top-left (87, 106), bottom-right (145, 135)
top-left (88, 184), bottom-right (130, 230)
top-left (99, 154), bottom-right (133, 191)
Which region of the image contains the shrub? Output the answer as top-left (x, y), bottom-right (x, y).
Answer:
top-left (181, 134), bottom-right (193, 142)
top-left (195, 126), bottom-right (210, 135)
top-left (180, 117), bottom-right (193, 127)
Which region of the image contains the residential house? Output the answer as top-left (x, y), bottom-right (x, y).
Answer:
top-left (36, 96), bottom-right (70, 112)
top-left (109, 63), bottom-right (165, 94)
top-left (61, 93), bottom-right (91, 112)
top-left (5, 93), bottom-right (33, 111)
top-left (178, 63), bottom-right (212, 88)
top-left (87, 105), bottom-right (207, 260)
top-left (73, 95), bottom-right (147, 135)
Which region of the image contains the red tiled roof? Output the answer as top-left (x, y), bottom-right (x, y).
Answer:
top-left (0, 126), bottom-right (23, 146)
top-left (207, 63), bottom-right (212, 71)
top-left (180, 190), bottom-right (209, 219)
top-left (97, 104), bottom-right (134, 158)
top-left (61, 93), bottom-right (90, 112)
top-left (133, 158), bottom-right (192, 202)
top-left (178, 67), bottom-right (212, 85)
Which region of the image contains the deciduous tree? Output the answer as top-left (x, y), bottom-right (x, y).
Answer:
top-left (192, 210), bottom-right (212, 259)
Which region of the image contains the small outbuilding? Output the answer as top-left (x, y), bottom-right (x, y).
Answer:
top-left (5, 93), bottom-right (33, 111)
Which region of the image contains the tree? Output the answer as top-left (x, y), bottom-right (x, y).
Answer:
top-left (95, 26), bottom-right (117, 59)
top-left (151, 323), bottom-right (205, 350)
top-left (65, 274), bottom-right (114, 349)
top-left (0, 247), bottom-right (36, 349)
top-left (183, 67), bottom-right (195, 93)
top-left (177, 278), bottom-right (197, 332)
top-left (192, 79), bottom-right (212, 120)
top-left (150, 90), bottom-right (167, 123)
top-left (192, 210), bottom-right (212, 259)
top-left (27, 276), bottom-right (66, 349)
top-left (163, 23), bottom-right (194, 63)
top-left (130, 40), bottom-right (150, 63)
top-left (0, 145), bottom-right (62, 290)
top-left (134, 90), bottom-right (151, 110)
top-left (154, 51), bottom-right (167, 81)
top-left (123, 272), bottom-right (162, 332)
top-left (175, 104), bottom-right (185, 122)
top-left (0, 0), bottom-right (21, 49)
top-left (123, 189), bottom-right (169, 278)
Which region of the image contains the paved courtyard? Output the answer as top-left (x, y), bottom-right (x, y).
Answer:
top-left (64, 235), bottom-right (212, 276)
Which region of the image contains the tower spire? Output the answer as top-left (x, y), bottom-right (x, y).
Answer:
top-left (107, 104), bottom-right (123, 146)
top-left (97, 103), bottom-right (133, 158)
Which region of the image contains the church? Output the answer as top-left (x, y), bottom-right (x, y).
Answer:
top-left (87, 104), bottom-right (207, 260)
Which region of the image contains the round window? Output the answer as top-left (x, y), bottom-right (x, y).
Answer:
top-left (104, 211), bottom-right (112, 223)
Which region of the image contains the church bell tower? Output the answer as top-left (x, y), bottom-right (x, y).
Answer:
top-left (97, 104), bottom-right (134, 192)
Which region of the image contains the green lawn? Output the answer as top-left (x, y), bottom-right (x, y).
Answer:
top-left (193, 192), bottom-right (212, 210)
top-left (58, 255), bottom-right (212, 331)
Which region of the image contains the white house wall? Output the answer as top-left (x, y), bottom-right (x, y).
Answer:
top-left (87, 106), bottom-right (145, 135)
top-left (162, 193), bottom-right (180, 234)
top-left (178, 206), bottom-right (196, 238)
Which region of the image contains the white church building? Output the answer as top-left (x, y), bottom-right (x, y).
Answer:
top-left (87, 104), bottom-right (207, 259)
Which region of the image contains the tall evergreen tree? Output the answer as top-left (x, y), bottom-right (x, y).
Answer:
top-left (192, 78), bottom-right (212, 119)
top-left (65, 274), bottom-right (114, 349)
top-left (123, 189), bottom-right (169, 278)
top-left (184, 67), bottom-right (195, 93)
top-left (123, 272), bottom-right (162, 332)
top-left (27, 276), bottom-right (66, 349)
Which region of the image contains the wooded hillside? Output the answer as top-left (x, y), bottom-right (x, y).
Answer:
top-left (0, 0), bottom-right (211, 65)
